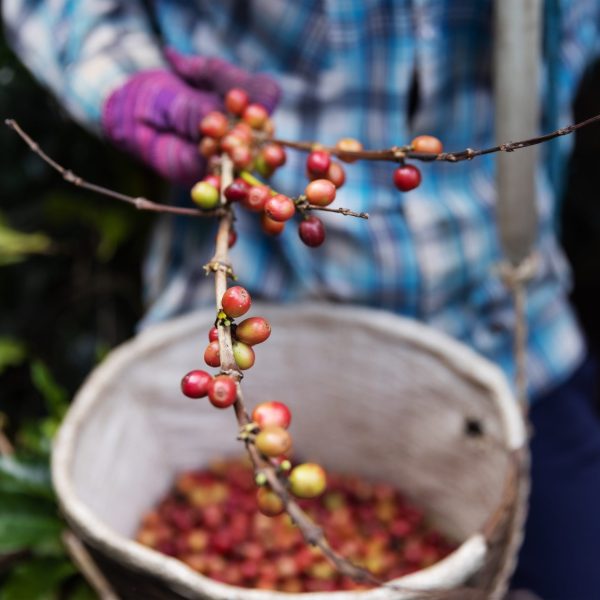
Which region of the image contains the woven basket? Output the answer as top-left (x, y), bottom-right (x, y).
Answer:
top-left (52, 303), bottom-right (527, 599)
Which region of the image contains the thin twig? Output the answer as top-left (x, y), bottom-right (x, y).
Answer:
top-left (213, 156), bottom-right (380, 585)
top-left (272, 112), bottom-right (600, 164)
top-left (4, 119), bottom-right (224, 219)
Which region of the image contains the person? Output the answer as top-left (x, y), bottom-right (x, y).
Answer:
top-left (4, 2), bottom-right (600, 598)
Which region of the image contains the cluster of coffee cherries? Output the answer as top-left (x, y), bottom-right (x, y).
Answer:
top-left (136, 457), bottom-right (456, 592)
top-left (189, 88), bottom-right (350, 249)
top-left (180, 285), bottom-right (327, 515)
top-left (181, 285), bottom-right (267, 408)
top-left (249, 401), bottom-right (327, 515)
top-left (392, 135), bottom-right (443, 192)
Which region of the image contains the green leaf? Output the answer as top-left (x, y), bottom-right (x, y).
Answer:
top-left (0, 512), bottom-right (63, 553)
top-left (1, 558), bottom-right (76, 600)
top-left (30, 361), bottom-right (68, 420)
top-left (0, 213), bottom-right (52, 266)
top-left (0, 456), bottom-right (54, 499)
top-left (0, 337), bottom-right (26, 375)
top-left (43, 194), bottom-right (136, 262)
top-left (68, 581), bottom-right (96, 600)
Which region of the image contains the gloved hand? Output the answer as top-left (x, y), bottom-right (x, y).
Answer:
top-left (101, 49), bottom-right (280, 185)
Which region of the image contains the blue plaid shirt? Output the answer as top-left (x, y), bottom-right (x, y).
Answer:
top-left (4, 0), bottom-right (597, 399)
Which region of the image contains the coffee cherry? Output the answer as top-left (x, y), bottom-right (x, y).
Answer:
top-left (228, 228), bottom-right (237, 248)
top-left (326, 161), bottom-right (346, 188)
top-left (224, 179), bottom-right (250, 203)
top-left (256, 487), bottom-right (284, 517)
top-left (393, 164), bottom-right (422, 192)
top-left (181, 370), bottom-right (212, 398)
top-left (208, 327), bottom-right (219, 342)
top-left (261, 213), bottom-right (285, 236)
top-left (230, 122), bottom-right (253, 144)
top-left (233, 341), bottom-right (255, 370)
top-left (255, 426), bottom-right (292, 457)
top-left (204, 341), bottom-right (221, 367)
top-left (289, 463), bottom-right (327, 498)
top-left (254, 155), bottom-right (274, 179)
top-left (243, 104), bottom-right (269, 129)
top-left (199, 111), bottom-right (229, 139)
top-left (230, 145), bottom-right (253, 170)
top-left (221, 286), bottom-right (251, 318)
top-left (265, 195), bottom-right (295, 222)
top-left (235, 317), bottom-right (271, 345)
top-left (306, 150), bottom-right (331, 177)
top-left (305, 179), bottom-right (336, 207)
top-left (252, 401), bottom-right (291, 429)
top-left (242, 185), bottom-right (271, 212)
top-left (411, 135), bottom-right (443, 154)
top-left (298, 216), bottom-right (326, 247)
top-left (220, 133), bottom-right (244, 154)
top-left (225, 88), bottom-right (250, 115)
top-left (199, 137), bottom-right (219, 158)
top-left (191, 182), bottom-right (220, 210)
top-left (207, 375), bottom-right (237, 409)
top-left (261, 144), bottom-right (287, 169)
top-left (203, 174), bottom-right (221, 189)
top-left (335, 138), bottom-right (363, 163)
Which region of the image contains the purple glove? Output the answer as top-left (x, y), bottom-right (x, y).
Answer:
top-left (102, 50), bottom-right (280, 185)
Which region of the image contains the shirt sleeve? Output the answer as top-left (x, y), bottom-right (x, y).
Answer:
top-left (2, 0), bottom-right (167, 131)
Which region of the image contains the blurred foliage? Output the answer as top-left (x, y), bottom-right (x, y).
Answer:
top-left (0, 28), bottom-right (164, 599)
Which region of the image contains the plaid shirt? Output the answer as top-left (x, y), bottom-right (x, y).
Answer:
top-left (4, 0), bottom-right (597, 398)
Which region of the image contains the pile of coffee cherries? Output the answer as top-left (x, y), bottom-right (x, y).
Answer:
top-left (136, 457), bottom-right (456, 592)
top-left (181, 285), bottom-right (328, 510)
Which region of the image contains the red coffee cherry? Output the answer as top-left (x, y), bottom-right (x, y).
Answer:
top-left (203, 174), bottom-right (221, 189)
top-left (204, 341), bottom-right (221, 367)
top-left (252, 401), bottom-right (291, 429)
top-left (233, 341), bottom-right (255, 370)
top-left (305, 179), bottom-right (336, 207)
top-left (289, 463), bottom-right (327, 498)
top-left (261, 143), bottom-right (287, 169)
top-left (225, 88), bottom-right (250, 115)
top-left (242, 185), bottom-right (271, 212)
top-left (208, 327), bottom-right (219, 342)
top-left (224, 179), bottom-right (251, 203)
top-left (228, 228), bottom-right (237, 248)
top-left (207, 375), bottom-right (237, 409)
top-left (220, 133), bottom-right (244, 154)
top-left (298, 216), bottom-right (325, 247)
top-left (393, 164), bottom-right (422, 192)
top-left (221, 286), bottom-right (252, 318)
top-left (265, 194), bottom-right (295, 222)
top-left (235, 317), bottom-right (271, 345)
top-left (229, 145), bottom-right (253, 170)
top-left (181, 370), bottom-right (212, 398)
top-left (255, 426), bottom-right (292, 457)
top-left (199, 137), bottom-right (219, 158)
top-left (256, 487), bottom-right (284, 517)
top-left (306, 150), bottom-right (331, 177)
top-left (411, 135), bottom-right (443, 154)
top-left (326, 161), bottom-right (346, 188)
top-left (242, 104), bottom-right (269, 129)
top-left (199, 111), bottom-right (229, 139)
top-left (261, 213), bottom-right (285, 236)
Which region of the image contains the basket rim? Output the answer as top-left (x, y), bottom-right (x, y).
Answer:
top-left (52, 302), bottom-right (525, 599)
